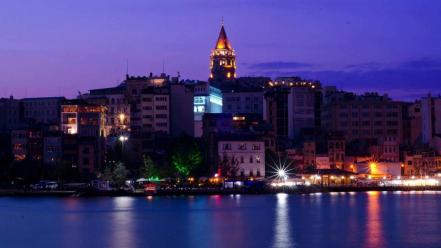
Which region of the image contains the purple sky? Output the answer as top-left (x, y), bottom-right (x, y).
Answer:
top-left (1, 0), bottom-right (441, 100)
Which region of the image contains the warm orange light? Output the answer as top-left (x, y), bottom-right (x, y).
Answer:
top-left (119, 113), bottom-right (125, 122)
top-left (227, 72), bottom-right (231, 78)
top-left (370, 162), bottom-right (378, 174)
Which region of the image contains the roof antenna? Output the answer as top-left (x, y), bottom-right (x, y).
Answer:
top-left (126, 59), bottom-right (129, 77)
top-left (162, 59), bottom-right (165, 74)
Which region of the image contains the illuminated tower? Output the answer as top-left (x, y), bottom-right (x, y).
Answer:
top-left (209, 23), bottom-right (236, 82)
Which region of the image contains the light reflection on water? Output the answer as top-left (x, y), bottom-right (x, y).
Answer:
top-left (364, 191), bottom-right (384, 248)
top-left (1, 192), bottom-right (441, 248)
top-left (110, 197), bottom-right (135, 248)
top-left (272, 193), bottom-right (293, 248)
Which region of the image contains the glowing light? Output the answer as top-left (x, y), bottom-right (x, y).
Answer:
top-left (119, 135), bottom-right (128, 142)
top-left (268, 156), bottom-right (294, 182)
top-left (119, 113), bottom-right (126, 122)
top-left (370, 162), bottom-right (378, 174)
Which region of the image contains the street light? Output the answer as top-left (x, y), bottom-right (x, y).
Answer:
top-left (119, 135), bottom-right (128, 159)
top-left (119, 135), bottom-right (128, 142)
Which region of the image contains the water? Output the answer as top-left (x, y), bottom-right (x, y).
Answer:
top-left (1, 191), bottom-right (441, 248)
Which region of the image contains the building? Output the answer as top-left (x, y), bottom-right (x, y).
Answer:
top-left (124, 73), bottom-right (170, 134)
top-left (221, 77), bottom-right (269, 116)
top-left (421, 95), bottom-right (441, 147)
top-left (327, 133), bottom-right (345, 169)
top-left (218, 137), bottom-right (265, 178)
top-left (263, 78), bottom-right (322, 139)
top-left (404, 152), bottom-right (441, 176)
top-left (380, 136), bottom-right (400, 162)
top-left (21, 97), bottom-right (65, 125)
top-left (140, 86), bottom-right (170, 134)
top-left (11, 128), bottom-right (43, 161)
top-left (43, 135), bottom-right (62, 165)
top-left (193, 81), bottom-right (223, 137)
top-left (322, 92), bottom-right (404, 143)
top-left (407, 101), bottom-right (422, 144)
top-left (60, 100), bottom-right (106, 174)
top-left (61, 100), bottom-right (106, 137)
top-left (209, 23), bottom-right (236, 82)
top-left (86, 85), bottom-right (130, 136)
top-left (354, 162), bottom-right (402, 178)
top-left (0, 96), bottom-right (22, 133)
top-left (170, 83), bottom-right (194, 137)
top-left (303, 141), bottom-right (316, 168)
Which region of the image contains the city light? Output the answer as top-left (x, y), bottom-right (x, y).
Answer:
top-left (119, 135), bottom-right (128, 142)
top-left (268, 156), bottom-right (294, 182)
top-left (119, 113), bottom-right (126, 122)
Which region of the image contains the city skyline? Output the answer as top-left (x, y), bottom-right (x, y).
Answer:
top-left (1, 0), bottom-right (441, 100)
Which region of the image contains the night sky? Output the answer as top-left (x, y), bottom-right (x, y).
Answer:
top-left (1, 0), bottom-right (441, 100)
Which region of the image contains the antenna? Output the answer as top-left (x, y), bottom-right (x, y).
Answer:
top-left (162, 59), bottom-right (165, 74)
top-left (126, 59), bottom-right (129, 76)
top-left (221, 16), bottom-right (224, 26)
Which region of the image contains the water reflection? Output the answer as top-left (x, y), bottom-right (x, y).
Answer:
top-left (110, 197), bottom-right (135, 248)
top-left (272, 193), bottom-right (293, 248)
top-left (364, 192), bottom-right (384, 248)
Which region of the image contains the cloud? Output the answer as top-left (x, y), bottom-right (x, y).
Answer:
top-left (401, 57), bottom-right (441, 70)
top-left (247, 61), bottom-right (314, 70)
top-left (345, 62), bottom-right (383, 70)
top-left (243, 57), bottom-right (441, 100)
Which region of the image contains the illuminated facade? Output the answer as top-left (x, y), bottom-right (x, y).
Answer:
top-left (218, 139), bottom-right (265, 178)
top-left (60, 102), bottom-right (106, 137)
top-left (60, 100), bottom-right (106, 174)
top-left (209, 24), bottom-right (236, 82)
top-left (193, 81), bottom-right (223, 137)
top-left (86, 85), bottom-right (130, 135)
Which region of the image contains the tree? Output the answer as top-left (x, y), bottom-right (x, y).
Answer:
top-left (102, 166), bottom-right (113, 182)
top-left (140, 155), bottom-right (159, 179)
top-left (172, 143), bottom-right (202, 178)
top-left (112, 162), bottom-right (129, 187)
top-left (218, 154), bottom-right (240, 179)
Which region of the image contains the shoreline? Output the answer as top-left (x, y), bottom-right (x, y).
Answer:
top-left (2, 186), bottom-right (441, 197)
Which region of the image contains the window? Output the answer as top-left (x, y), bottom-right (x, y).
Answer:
top-left (256, 156), bottom-right (261, 163)
top-left (239, 144), bottom-right (247, 150)
top-left (223, 143), bottom-right (231, 150)
top-left (249, 156), bottom-right (253, 163)
top-left (156, 106), bottom-right (167, 110)
top-left (252, 144), bottom-right (260, 151)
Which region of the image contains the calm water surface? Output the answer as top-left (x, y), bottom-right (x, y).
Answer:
top-left (1, 192), bottom-right (441, 248)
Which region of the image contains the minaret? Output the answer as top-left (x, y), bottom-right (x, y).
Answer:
top-left (209, 21), bottom-right (236, 82)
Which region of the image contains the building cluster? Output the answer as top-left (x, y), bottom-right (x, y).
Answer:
top-left (1, 24), bottom-right (441, 180)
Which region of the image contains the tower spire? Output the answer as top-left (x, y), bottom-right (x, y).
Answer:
top-left (209, 22), bottom-right (236, 82)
